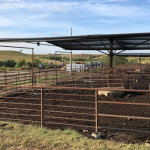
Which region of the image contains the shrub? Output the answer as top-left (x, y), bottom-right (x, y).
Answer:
top-left (0, 61), bottom-right (4, 67)
top-left (0, 60), bottom-right (16, 67)
top-left (26, 61), bottom-right (32, 68)
top-left (33, 59), bottom-right (42, 67)
top-left (5, 60), bottom-right (16, 67)
top-left (7, 67), bottom-right (15, 71)
top-left (44, 62), bottom-right (49, 69)
top-left (15, 59), bottom-right (26, 68)
top-left (15, 62), bottom-right (21, 68)
top-left (20, 65), bottom-right (30, 70)
top-left (0, 66), bottom-right (7, 70)
top-left (17, 59), bottom-right (26, 66)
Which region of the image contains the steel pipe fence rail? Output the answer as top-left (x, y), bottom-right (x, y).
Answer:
top-left (2, 67), bottom-right (150, 90)
top-left (0, 85), bottom-right (150, 134)
top-left (0, 69), bottom-right (71, 91)
top-left (0, 85), bottom-right (96, 130)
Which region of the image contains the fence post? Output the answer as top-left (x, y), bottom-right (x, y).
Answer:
top-left (60, 75), bottom-right (62, 85)
top-left (128, 74), bottom-right (129, 89)
top-left (16, 75), bottom-right (17, 91)
top-left (35, 75), bottom-right (36, 86)
top-left (45, 72), bottom-right (46, 85)
top-left (95, 89), bottom-right (98, 133)
top-left (55, 69), bottom-right (57, 86)
top-left (41, 87), bottom-right (44, 127)
top-left (5, 71), bottom-right (7, 93)
top-left (39, 69), bottom-right (40, 79)
top-left (47, 70), bottom-right (48, 82)
top-left (18, 70), bottom-right (19, 81)
top-left (24, 74), bottom-right (25, 89)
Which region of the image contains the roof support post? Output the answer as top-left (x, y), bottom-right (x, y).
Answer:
top-left (109, 38), bottom-right (113, 81)
top-left (139, 57), bottom-right (141, 70)
top-left (32, 48), bottom-right (34, 86)
top-left (70, 27), bottom-right (72, 77)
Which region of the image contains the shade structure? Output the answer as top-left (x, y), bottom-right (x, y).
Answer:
top-left (1, 32), bottom-right (150, 55)
top-left (1, 32), bottom-right (150, 80)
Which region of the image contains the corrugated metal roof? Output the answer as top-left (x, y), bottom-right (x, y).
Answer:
top-left (1, 32), bottom-right (150, 54)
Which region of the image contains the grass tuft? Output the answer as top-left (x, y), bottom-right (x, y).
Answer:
top-left (0, 121), bottom-right (150, 150)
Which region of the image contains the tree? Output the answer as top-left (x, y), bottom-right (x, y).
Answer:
top-left (15, 59), bottom-right (26, 68)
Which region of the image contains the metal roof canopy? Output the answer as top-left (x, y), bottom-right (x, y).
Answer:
top-left (1, 32), bottom-right (150, 55)
top-left (115, 53), bottom-right (150, 57)
top-left (1, 32), bottom-right (150, 79)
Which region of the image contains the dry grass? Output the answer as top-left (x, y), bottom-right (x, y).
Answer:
top-left (0, 51), bottom-right (59, 64)
top-left (127, 57), bottom-right (150, 64)
top-left (0, 50), bottom-right (150, 65)
top-left (0, 121), bottom-right (149, 150)
top-left (63, 54), bottom-right (103, 59)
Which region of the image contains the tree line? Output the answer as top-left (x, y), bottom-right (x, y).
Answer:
top-left (0, 59), bottom-right (42, 68)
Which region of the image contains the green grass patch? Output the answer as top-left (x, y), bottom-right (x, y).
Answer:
top-left (0, 121), bottom-right (149, 150)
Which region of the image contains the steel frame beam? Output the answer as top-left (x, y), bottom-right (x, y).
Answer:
top-left (73, 40), bottom-right (108, 55)
top-left (99, 39), bottom-right (109, 53)
top-left (115, 39), bottom-right (150, 55)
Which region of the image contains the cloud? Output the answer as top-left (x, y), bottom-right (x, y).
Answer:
top-left (0, 0), bottom-right (148, 31)
top-left (0, 16), bottom-right (13, 26)
top-left (0, 0), bottom-right (150, 54)
top-left (50, 32), bottom-right (59, 36)
top-left (0, 1), bottom-right (147, 18)
top-left (35, 33), bottom-right (42, 36)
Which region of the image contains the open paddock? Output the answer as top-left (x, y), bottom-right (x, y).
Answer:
top-left (0, 85), bottom-right (150, 144)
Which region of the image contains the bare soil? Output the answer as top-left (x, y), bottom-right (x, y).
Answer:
top-left (0, 89), bottom-right (150, 144)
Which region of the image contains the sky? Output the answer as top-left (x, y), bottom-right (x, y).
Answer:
top-left (0, 0), bottom-right (150, 54)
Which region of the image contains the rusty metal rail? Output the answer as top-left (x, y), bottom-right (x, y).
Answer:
top-left (0, 84), bottom-right (150, 135)
top-left (1, 68), bottom-right (150, 91)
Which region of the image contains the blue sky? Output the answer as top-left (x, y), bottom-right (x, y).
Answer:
top-left (0, 0), bottom-right (150, 54)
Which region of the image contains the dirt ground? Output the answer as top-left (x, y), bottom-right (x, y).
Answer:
top-left (0, 69), bottom-right (65, 85)
top-left (0, 89), bottom-right (150, 144)
top-left (0, 64), bottom-right (150, 144)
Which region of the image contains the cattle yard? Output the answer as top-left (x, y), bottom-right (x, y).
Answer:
top-left (0, 63), bottom-right (150, 143)
top-left (1, 32), bottom-right (150, 144)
